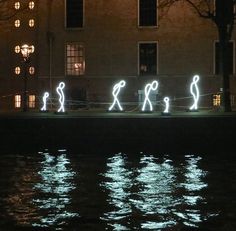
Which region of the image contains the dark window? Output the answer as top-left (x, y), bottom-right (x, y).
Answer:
top-left (215, 41), bottom-right (234, 74)
top-left (139, 43), bottom-right (157, 75)
top-left (66, 0), bottom-right (83, 28)
top-left (139, 0), bottom-right (157, 26)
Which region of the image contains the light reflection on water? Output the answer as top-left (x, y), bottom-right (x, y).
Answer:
top-left (101, 153), bottom-right (210, 230)
top-left (0, 150), bottom-right (222, 230)
top-left (32, 150), bottom-right (78, 228)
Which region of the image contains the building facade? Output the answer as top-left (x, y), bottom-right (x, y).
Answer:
top-left (0, 0), bottom-right (236, 111)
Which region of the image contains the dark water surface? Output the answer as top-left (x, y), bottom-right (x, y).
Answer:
top-left (0, 148), bottom-right (236, 230)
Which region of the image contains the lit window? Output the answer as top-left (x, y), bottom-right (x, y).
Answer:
top-left (66, 0), bottom-right (83, 28)
top-left (213, 94), bottom-right (221, 106)
top-left (29, 19), bottom-right (35, 27)
top-left (28, 95), bottom-right (36, 108)
top-left (14, 19), bottom-right (20, 27)
top-left (15, 45), bottom-right (21, 53)
top-left (15, 67), bottom-right (21, 75)
top-left (15, 95), bottom-right (21, 108)
top-left (29, 1), bottom-right (35, 9)
top-left (139, 0), bottom-right (158, 27)
top-left (139, 42), bottom-right (158, 75)
top-left (14, 2), bottom-right (20, 10)
top-left (29, 66), bottom-right (35, 75)
top-left (66, 43), bottom-right (85, 75)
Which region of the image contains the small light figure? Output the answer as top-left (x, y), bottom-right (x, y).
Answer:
top-left (142, 80), bottom-right (158, 112)
top-left (109, 80), bottom-right (126, 111)
top-left (163, 97), bottom-right (170, 114)
top-left (189, 75), bottom-right (200, 111)
top-left (56, 82), bottom-right (65, 113)
top-left (41, 92), bottom-right (49, 111)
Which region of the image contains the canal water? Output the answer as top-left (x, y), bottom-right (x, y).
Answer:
top-left (0, 148), bottom-right (235, 231)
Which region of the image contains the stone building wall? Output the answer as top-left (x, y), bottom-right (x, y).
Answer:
top-left (0, 0), bottom-right (236, 110)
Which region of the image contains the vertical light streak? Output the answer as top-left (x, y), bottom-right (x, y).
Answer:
top-left (142, 81), bottom-right (158, 111)
top-left (109, 80), bottom-right (126, 111)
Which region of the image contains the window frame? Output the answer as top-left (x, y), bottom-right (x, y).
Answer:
top-left (138, 0), bottom-right (158, 28)
top-left (14, 95), bottom-right (21, 108)
top-left (28, 94), bottom-right (36, 108)
top-left (138, 41), bottom-right (158, 76)
top-left (65, 42), bottom-right (85, 76)
top-left (65, 0), bottom-right (85, 29)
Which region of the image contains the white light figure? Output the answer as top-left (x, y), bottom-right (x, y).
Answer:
top-left (142, 80), bottom-right (158, 112)
top-left (163, 97), bottom-right (170, 114)
top-left (109, 80), bottom-right (126, 111)
top-left (56, 82), bottom-right (65, 113)
top-left (41, 92), bottom-right (49, 111)
top-left (189, 75), bottom-right (200, 111)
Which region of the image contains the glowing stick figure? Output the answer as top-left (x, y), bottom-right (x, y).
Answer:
top-left (163, 97), bottom-right (170, 113)
top-left (41, 92), bottom-right (49, 111)
top-left (109, 80), bottom-right (126, 111)
top-left (189, 75), bottom-right (200, 111)
top-left (56, 82), bottom-right (65, 112)
top-left (142, 80), bottom-right (158, 111)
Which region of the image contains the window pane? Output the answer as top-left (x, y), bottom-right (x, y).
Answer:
top-left (29, 66), bottom-right (35, 75)
top-left (139, 43), bottom-right (157, 75)
top-left (15, 95), bottom-right (21, 108)
top-left (29, 1), bottom-right (35, 9)
top-left (15, 19), bottom-right (20, 27)
top-left (15, 45), bottom-right (20, 53)
top-left (15, 2), bottom-right (20, 10)
top-left (29, 19), bottom-right (35, 27)
top-left (66, 43), bottom-right (85, 75)
top-left (139, 0), bottom-right (157, 26)
top-left (15, 67), bottom-right (21, 75)
top-left (29, 95), bottom-right (36, 108)
top-left (66, 0), bottom-right (83, 28)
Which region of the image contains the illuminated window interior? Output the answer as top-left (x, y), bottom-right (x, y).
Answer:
top-left (28, 95), bottom-right (36, 108)
top-left (29, 66), bottom-right (35, 75)
top-left (15, 95), bottom-right (21, 108)
top-left (29, 19), bottom-right (35, 27)
top-left (15, 45), bottom-right (20, 53)
top-left (66, 43), bottom-right (85, 75)
top-left (14, 2), bottom-right (20, 9)
top-left (14, 19), bottom-right (20, 27)
top-left (213, 94), bottom-right (221, 106)
top-left (15, 67), bottom-right (21, 75)
top-left (29, 1), bottom-right (35, 9)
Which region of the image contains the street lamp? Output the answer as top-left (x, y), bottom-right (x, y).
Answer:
top-left (20, 44), bottom-right (33, 112)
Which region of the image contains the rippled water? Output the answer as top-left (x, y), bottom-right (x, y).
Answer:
top-left (0, 149), bottom-right (236, 230)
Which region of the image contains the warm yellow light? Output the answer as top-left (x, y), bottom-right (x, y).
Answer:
top-left (29, 1), bottom-right (35, 9)
top-left (29, 19), bottom-right (35, 27)
top-left (29, 95), bottom-right (36, 108)
top-left (14, 2), bottom-right (20, 10)
top-left (14, 19), bottom-right (20, 27)
top-left (15, 95), bottom-right (21, 108)
top-left (21, 44), bottom-right (33, 59)
top-left (213, 94), bottom-right (221, 106)
top-left (29, 66), bottom-right (35, 75)
top-left (15, 67), bottom-right (21, 75)
top-left (31, 45), bottom-right (35, 53)
top-left (15, 45), bottom-right (20, 53)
